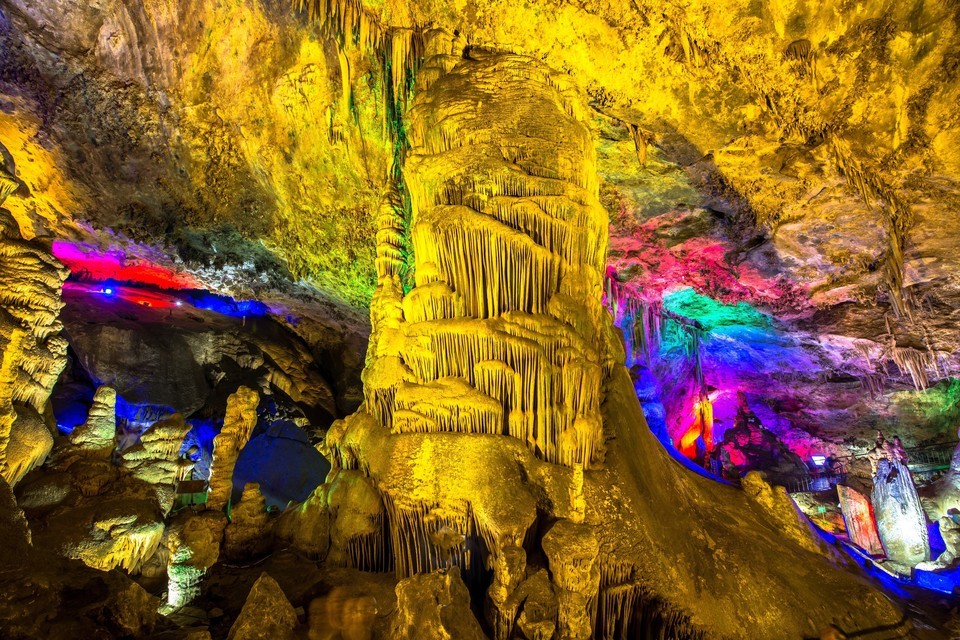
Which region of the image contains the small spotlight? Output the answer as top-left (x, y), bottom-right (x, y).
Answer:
top-left (175, 301), bottom-right (183, 307)
top-left (103, 287), bottom-right (114, 295)
top-left (812, 455), bottom-right (827, 467)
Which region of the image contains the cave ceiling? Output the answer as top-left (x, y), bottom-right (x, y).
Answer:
top-left (1, 0), bottom-right (959, 450)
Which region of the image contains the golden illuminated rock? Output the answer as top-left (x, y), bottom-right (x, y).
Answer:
top-left (120, 413), bottom-right (193, 511)
top-left (223, 482), bottom-right (272, 560)
top-left (325, 41), bottom-right (905, 639)
top-left (3, 404), bottom-right (53, 487)
top-left (165, 510), bottom-right (228, 610)
top-left (228, 572), bottom-right (298, 640)
top-left (274, 482), bottom-right (331, 559)
top-left (69, 385), bottom-right (117, 456)
top-left (389, 567), bottom-right (487, 640)
top-left (0, 211), bottom-right (69, 486)
top-left (207, 386), bottom-right (260, 511)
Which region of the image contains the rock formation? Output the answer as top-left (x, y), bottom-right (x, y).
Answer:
top-left (120, 413), bottom-right (193, 510)
top-left (872, 459), bottom-right (930, 565)
top-left (325, 40), bottom-right (904, 639)
top-left (0, 210), bottom-right (68, 486)
top-left (223, 482), bottom-right (272, 560)
top-left (228, 572), bottom-right (298, 640)
top-left (69, 385), bottom-right (117, 455)
top-left (165, 510), bottom-right (228, 610)
top-left (208, 386), bottom-right (259, 511)
top-left (389, 568), bottom-right (486, 640)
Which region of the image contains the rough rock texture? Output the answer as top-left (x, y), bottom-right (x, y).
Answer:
top-left (61, 288), bottom-right (340, 421)
top-left (274, 483), bottom-right (331, 559)
top-left (872, 459), bottom-right (929, 565)
top-left (166, 510), bottom-right (228, 610)
top-left (207, 386), bottom-right (259, 511)
top-left (3, 403), bottom-right (53, 486)
top-left (541, 521), bottom-right (601, 640)
top-left (389, 568), bottom-right (487, 640)
top-left (68, 385), bottom-right (116, 455)
top-left (120, 412), bottom-right (192, 509)
top-left (227, 572), bottom-right (298, 640)
top-left (223, 482), bottom-right (272, 561)
top-left (327, 44), bottom-right (905, 639)
top-left (0, 209), bottom-right (68, 485)
top-left (0, 477), bottom-right (158, 638)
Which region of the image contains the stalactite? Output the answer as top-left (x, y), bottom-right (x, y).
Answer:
top-left (380, 492), bottom-right (493, 586)
top-left (393, 378), bottom-right (503, 435)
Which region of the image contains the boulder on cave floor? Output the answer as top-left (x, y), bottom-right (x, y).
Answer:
top-left (227, 572), bottom-right (298, 640)
top-left (389, 567), bottom-right (487, 640)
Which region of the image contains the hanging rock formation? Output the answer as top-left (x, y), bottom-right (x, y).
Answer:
top-left (327, 39), bottom-right (906, 639)
top-left (208, 386), bottom-right (259, 511)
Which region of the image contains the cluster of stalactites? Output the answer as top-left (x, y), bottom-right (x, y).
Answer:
top-left (604, 277), bottom-right (665, 367)
top-left (361, 47), bottom-right (618, 469)
top-left (294, 0), bottom-right (423, 114)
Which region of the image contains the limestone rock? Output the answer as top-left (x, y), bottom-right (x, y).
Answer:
top-left (120, 413), bottom-right (193, 513)
top-left (513, 569), bottom-right (558, 640)
top-left (0, 477), bottom-right (158, 638)
top-left (4, 404), bottom-right (53, 485)
top-left (166, 510), bottom-right (228, 610)
top-left (542, 520), bottom-right (601, 640)
top-left (223, 483), bottom-right (272, 560)
top-left (0, 477), bottom-right (32, 569)
top-left (326, 470), bottom-right (386, 570)
top-left (68, 385), bottom-right (117, 455)
top-left (741, 471), bottom-right (840, 559)
top-left (917, 512), bottom-right (960, 572)
top-left (274, 484), bottom-right (331, 559)
top-left (227, 572), bottom-right (297, 640)
top-left (872, 459), bottom-right (930, 565)
top-left (0, 210), bottom-right (68, 486)
top-left (208, 386), bottom-right (259, 511)
top-left (389, 568), bottom-right (486, 640)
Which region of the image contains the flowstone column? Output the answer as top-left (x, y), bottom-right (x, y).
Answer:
top-left (334, 38), bottom-right (620, 637)
top-left (329, 33), bottom-right (905, 640)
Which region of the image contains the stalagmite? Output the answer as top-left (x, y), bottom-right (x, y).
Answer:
top-left (207, 386), bottom-right (259, 511)
top-left (313, 26), bottom-right (904, 640)
top-left (223, 483), bottom-right (271, 560)
top-left (0, 211), bottom-right (69, 486)
top-left (121, 414), bottom-right (192, 511)
top-left (227, 572), bottom-right (297, 640)
top-left (165, 511), bottom-right (227, 610)
top-left (69, 386), bottom-right (117, 455)
top-left (542, 521), bottom-right (601, 640)
top-left (389, 568), bottom-right (487, 640)
top-left (872, 459), bottom-right (930, 565)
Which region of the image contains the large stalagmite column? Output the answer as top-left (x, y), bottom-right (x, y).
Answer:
top-left (0, 208), bottom-right (68, 486)
top-left (329, 32), bottom-right (905, 640)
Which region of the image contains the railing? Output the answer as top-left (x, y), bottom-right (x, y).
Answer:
top-left (782, 470), bottom-right (846, 494)
top-left (701, 443), bottom-right (957, 493)
top-left (905, 443), bottom-right (956, 471)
